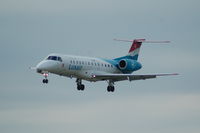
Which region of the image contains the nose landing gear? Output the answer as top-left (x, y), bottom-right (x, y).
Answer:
top-left (42, 73), bottom-right (49, 84)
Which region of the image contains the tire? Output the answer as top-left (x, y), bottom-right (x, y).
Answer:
top-left (107, 86), bottom-right (115, 92)
top-left (77, 85), bottom-right (81, 90)
top-left (111, 86), bottom-right (115, 92)
top-left (81, 84), bottom-right (85, 90)
top-left (107, 86), bottom-right (111, 92)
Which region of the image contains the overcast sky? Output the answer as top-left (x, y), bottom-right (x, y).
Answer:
top-left (0, 0), bottom-right (200, 133)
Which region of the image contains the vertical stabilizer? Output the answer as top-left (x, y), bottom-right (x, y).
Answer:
top-left (127, 39), bottom-right (145, 60)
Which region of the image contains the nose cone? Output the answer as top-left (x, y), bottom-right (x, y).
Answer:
top-left (36, 60), bottom-right (57, 73)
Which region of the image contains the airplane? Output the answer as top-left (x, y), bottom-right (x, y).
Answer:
top-left (32, 39), bottom-right (178, 92)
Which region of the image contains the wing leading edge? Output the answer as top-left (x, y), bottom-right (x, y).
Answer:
top-left (92, 73), bottom-right (178, 82)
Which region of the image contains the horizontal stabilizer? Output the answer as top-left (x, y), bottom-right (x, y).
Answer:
top-left (114, 39), bottom-right (170, 43)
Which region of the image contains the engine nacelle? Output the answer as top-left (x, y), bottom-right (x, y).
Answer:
top-left (118, 59), bottom-right (142, 73)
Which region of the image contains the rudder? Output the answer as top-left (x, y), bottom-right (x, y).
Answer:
top-left (127, 39), bottom-right (145, 60)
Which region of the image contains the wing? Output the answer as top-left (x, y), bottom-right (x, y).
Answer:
top-left (92, 73), bottom-right (178, 82)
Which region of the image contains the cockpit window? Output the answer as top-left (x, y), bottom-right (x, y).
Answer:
top-left (58, 57), bottom-right (62, 62)
top-left (46, 56), bottom-right (62, 62)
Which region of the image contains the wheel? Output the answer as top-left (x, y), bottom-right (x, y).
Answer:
top-left (43, 79), bottom-right (48, 83)
top-left (80, 84), bottom-right (85, 90)
top-left (111, 86), bottom-right (115, 92)
top-left (107, 86), bottom-right (115, 92)
top-left (107, 86), bottom-right (111, 92)
top-left (43, 79), bottom-right (46, 83)
top-left (43, 79), bottom-right (48, 84)
top-left (77, 85), bottom-right (81, 90)
top-left (77, 84), bottom-right (85, 91)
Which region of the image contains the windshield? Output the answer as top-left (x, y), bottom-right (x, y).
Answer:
top-left (46, 56), bottom-right (62, 62)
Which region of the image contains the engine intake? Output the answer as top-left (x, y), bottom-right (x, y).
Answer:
top-left (118, 59), bottom-right (142, 73)
top-left (119, 60), bottom-right (126, 69)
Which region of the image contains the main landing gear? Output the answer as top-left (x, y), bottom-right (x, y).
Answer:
top-left (75, 79), bottom-right (115, 92)
top-left (42, 73), bottom-right (49, 84)
top-left (107, 80), bottom-right (115, 92)
top-left (76, 79), bottom-right (85, 91)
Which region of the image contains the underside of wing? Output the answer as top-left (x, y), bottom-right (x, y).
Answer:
top-left (93, 73), bottom-right (178, 82)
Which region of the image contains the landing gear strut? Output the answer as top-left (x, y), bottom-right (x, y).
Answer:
top-left (42, 73), bottom-right (49, 84)
top-left (107, 80), bottom-right (115, 92)
top-left (76, 79), bottom-right (85, 91)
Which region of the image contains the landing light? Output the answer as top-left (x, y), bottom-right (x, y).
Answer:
top-left (43, 73), bottom-right (49, 77)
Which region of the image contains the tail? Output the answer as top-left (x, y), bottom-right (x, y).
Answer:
top-left (114, 39), bottom-right (170, 61)
top-left (127, 39), bottom-right (145, 60)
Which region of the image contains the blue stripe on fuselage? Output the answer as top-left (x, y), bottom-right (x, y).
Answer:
top-left (100, 55), bottom-right (141, 74)
top-left (114, 54), bottom-right (138, 61)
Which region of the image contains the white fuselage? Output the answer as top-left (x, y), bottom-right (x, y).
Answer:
top-left (34, 39), bottom-right (175, 92)
top-left (36, 54), bottom-right (122, 81)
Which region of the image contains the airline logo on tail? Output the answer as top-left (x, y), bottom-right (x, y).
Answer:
top-left (128, 39), bottom-right (145, 60)
top-left (128, 39), bottom-right (145, 53)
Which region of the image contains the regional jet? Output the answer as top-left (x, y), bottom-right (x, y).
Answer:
top-left (32, 39), bottom-right (178, 92)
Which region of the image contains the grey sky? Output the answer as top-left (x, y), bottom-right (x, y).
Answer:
top-left (0, 0), bottom-right (200, 133)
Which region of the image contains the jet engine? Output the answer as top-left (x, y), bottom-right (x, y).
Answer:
top-left (118, 59), bottom-right (142, 73)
